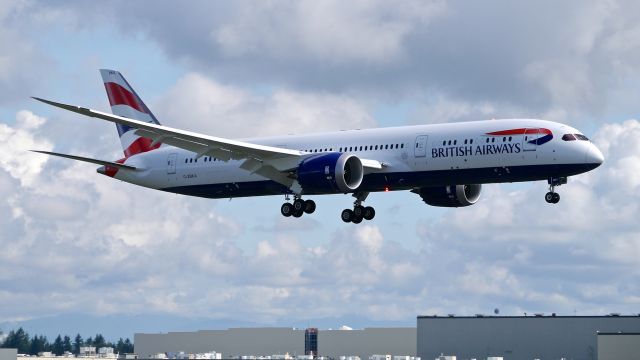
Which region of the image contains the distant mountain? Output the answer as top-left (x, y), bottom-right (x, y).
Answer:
top-left (0, 314), bottom-right (414, 342)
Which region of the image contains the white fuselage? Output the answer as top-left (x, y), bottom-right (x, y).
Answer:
top-left (112, 119), bottom-right (603, 199)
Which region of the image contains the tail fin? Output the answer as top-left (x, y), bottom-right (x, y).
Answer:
top-left (99, 69), bottom-right (161, 157)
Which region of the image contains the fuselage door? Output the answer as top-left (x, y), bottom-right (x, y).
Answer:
top-left (167, 153), bottom-right (177, 174)
top-left (414, 135), bottom-right (428, 157)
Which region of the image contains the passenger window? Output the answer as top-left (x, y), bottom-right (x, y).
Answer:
top-left (401, 144), bottom-right (404, 148)
top-left (454, 140), bottom-right (457, 145)
top-left (470, 139), bottom-right (473, 144)
top-left (562, 134), bottom-right (577, 141)
top-left (503, 137), bottom-right (506, 142)
top-left (486, 138), bottom-right (490, 143)
top-left (508, 136), bottom-right (512, 141)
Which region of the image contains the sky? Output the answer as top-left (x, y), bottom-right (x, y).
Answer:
top-left (1, 0), bottom-right (640, 340)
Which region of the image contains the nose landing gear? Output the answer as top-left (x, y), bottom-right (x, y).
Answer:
top-left (341, 192), bottom-right (375, 223)
top-left (545, 176), bottom-right (566, 204)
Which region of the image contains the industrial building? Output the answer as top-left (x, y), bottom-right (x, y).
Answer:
top-left (134, 328), bottom-right (416, 360)
top-left (417, 314), bottom-right (640, 360)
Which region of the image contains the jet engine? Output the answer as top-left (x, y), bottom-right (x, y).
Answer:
top-left (297, 153), bottom-right (364, 193)
top-left (415, 184), bottom-right (482, 207)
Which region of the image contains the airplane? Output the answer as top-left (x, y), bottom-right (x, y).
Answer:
top-left (32, 69), bottom-right (604, 224)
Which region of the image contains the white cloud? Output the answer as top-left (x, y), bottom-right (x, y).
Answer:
top-left (155, 72), bottom-right (377, 137)
top-left (0, 110), bottom-right (52, 186)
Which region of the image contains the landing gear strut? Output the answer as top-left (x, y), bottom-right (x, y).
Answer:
top-left (281, 195), bottom-right (316, 217)
top-left (545, 176), bottom-right (566, 204)
top-left (341, 192), bottom-right (375, 224)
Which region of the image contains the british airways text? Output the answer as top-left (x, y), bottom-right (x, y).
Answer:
top-left (432, 143), bottom-right (522, 158)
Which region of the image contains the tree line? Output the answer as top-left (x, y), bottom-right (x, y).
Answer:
top-left (0, 328), bottom-right (134, 356)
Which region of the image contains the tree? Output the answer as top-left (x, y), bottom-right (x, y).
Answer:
top-left (52, 335), bottom-right (64, 356)
top-left (63, 335), bottom-right (72, 354)
top-left (29, 334), bottom-right (49, 355)
top-left (85, 336), bottom-right (93, 348)
top-left (2, 328), bottom-right (31, 354)
top-left (115, 338), bottom-right (133, 354)
top-left (123, 338), bottom-right (133, 354)
top-left (93, 334), bottom-right (106, 349)
top-left (73, 334), bottom-right (83, 355)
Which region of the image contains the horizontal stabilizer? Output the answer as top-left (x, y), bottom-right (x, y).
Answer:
top-left (31, 150), bottom-right (137, 170)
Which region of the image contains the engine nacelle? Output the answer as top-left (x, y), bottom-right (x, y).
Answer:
top-left (416, 184), bottom-right (482, 207)
top-left (297, 153), bottom-right (364, 193)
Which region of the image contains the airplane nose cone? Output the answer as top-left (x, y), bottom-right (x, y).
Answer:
top-left (585, 144), bottom-right (604, 167)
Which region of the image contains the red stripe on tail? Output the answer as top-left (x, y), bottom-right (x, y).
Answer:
top-left (124, 137), bottom-right (161, 157)
top-left (104, 82), bottom-right (147, 113)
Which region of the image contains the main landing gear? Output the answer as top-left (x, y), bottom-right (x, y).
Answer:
top-left (341, 192), bottom-right (375, 224)
top-left (281, 196), bottom-right (316, 218)
top-left (545, 176), bottom-right (567, 204)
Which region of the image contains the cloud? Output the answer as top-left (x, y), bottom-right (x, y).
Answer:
top-left (4, 0), bottom-right (640, 330)
top-left (41, 0), bottom-right (640, 126)
top-left (154, 72), bottom-right (377, 137)
top-left (2, 112), bottom-right (640, 324)
top-left (0, 111), bottom-right (52, 185)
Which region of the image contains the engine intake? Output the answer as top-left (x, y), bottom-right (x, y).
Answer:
top-left (415, 184), bottom-right (482, 207)
top-left (297, 153), bottom-right (364, 193)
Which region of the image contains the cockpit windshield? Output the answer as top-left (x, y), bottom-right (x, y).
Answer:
top-left (562, 133), bottom-right (589, 141)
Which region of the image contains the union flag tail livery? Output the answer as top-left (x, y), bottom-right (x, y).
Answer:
top-left (32, 69), bottom-right (605, 224)
top-left (99, 69), bottom-right (162, 157)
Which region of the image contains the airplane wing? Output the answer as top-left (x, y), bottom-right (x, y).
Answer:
top-left (31, 150), bottom-right (137, 170)
top-left (32, 97), bottom-right (385, 187)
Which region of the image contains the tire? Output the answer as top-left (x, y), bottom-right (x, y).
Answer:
top-left (352, 216), bottom-right (363, 224)
top-left (552, 192), bottom-right (560, 204)
top-left (293, 209), bottom-right (304, 217)
top-left (304, 200), bottom-right (316, 214)
top-left (293, 198), bottom-right (305, 212)
top-left (363, 206), bottom-right (375, 220)
top-left (353, 205), bottom-right (365, 218)
top-left (341, 209), bottom-right (354, 223)
top-left (281, 203), bottom-right (293, 217)
top-left (545, 192), bottom-right (554, 203)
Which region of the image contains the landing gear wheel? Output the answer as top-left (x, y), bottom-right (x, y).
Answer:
top-left (552, 192), bottom-right (560, 204)
top-left (363, 206), bottom-right (375, 220)
top-left (352, 216), bottom-right (363, 224)
top-left (341, 209), bottom-right (354, 223)
top-left (545, 192), bottom-right (555, 203)
top-left (304, 200), bottom-right (316, 214)
top-left (281, 203), bottom-right (293, 217)
top-left (353, 205), bottom-right (365, 218)
top-left (293, 209), bottom-right (304, 217)
top-left (293, 198), bottom-right (305, 212)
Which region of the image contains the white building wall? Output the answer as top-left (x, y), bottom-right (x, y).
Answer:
top-left (0, 349), bottom-right (17, 360)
